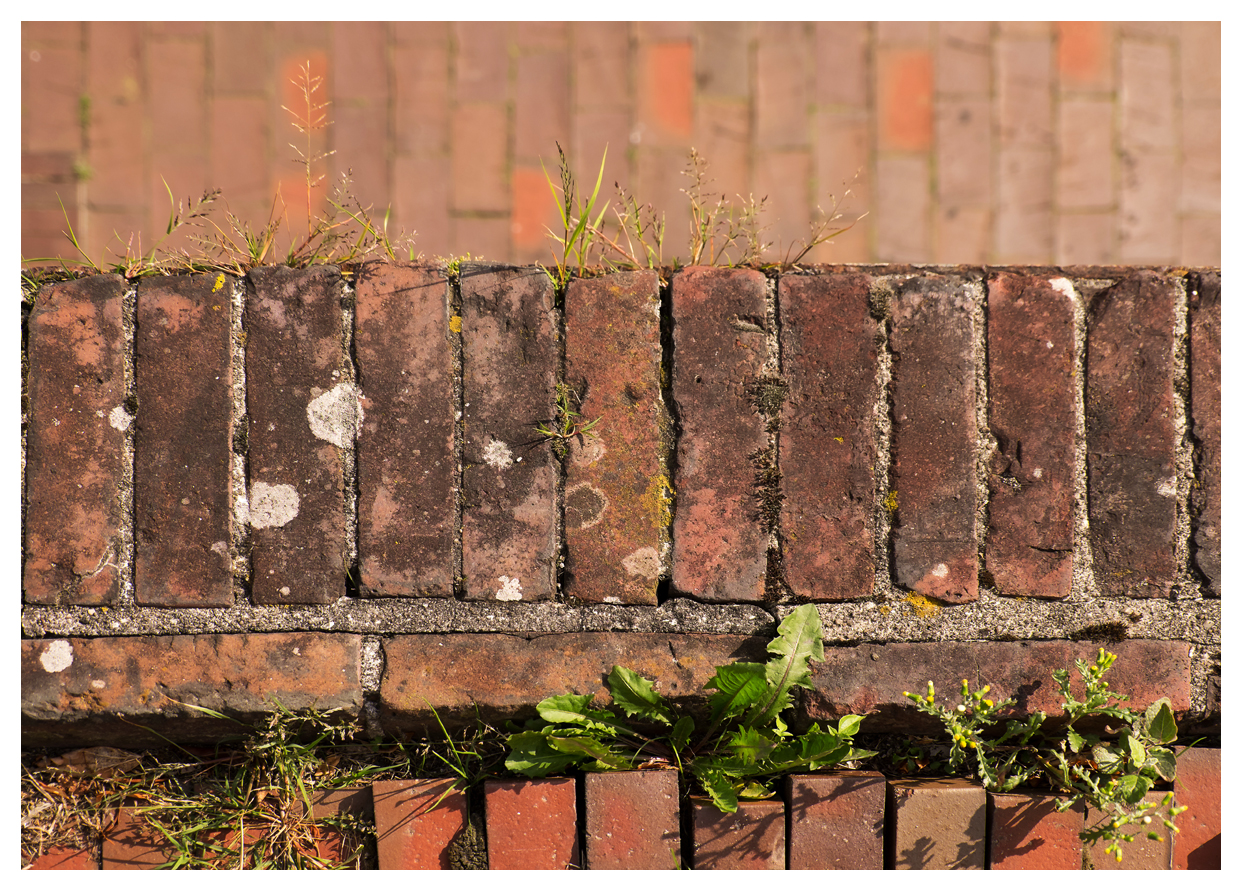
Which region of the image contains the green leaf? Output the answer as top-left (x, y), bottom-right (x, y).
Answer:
top-left (505, 730), bottom-right (587, 776)
top-left (704, 662), bottom-right (767, 724)
top-left (836, 714), bottom-right (864, 738)
top-left (669, 716), bottom-right (695, 753)
top-left (1115, 773), bottom-right (1152, 804)
top-left (696, 768), bottom-right (739, 813)
top-left (745, 604), bottom-right (824, 728)
top-left (1143, 699), bottom-right (1178, 745)
top-left (1150, 748), bottom-right (1178, 782)
top-left (607, 665), bottom-right (674, 725)
top-left (726, 726), bottom-right (778, 765)
top-left (536, 693), bottom-right (627, 733)
top-left (547, 734), bottom-right (634, 771)
top-left (1067, 727), bottom-right (1086, 753)
top-left (738, 781), bottom-right (775, 800)
top-left (1093, 743), bottom-right (1124, 773)
top-left (1125, 734), bottom-right (1147, 766)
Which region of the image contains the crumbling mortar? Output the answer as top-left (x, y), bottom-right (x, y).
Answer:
top-left (1168, 273), bottom-right (1197, 600)
top-left (228, 276), bottom-right (251, 603)
top-left (445, 264), bottom-right (466, 600)
top-left (339, 277), bottom-right (360, 596)
top-left (551, 279), bottom-right (568, 601)
top-left (114, 282), bottom-right (138, 609)
top-left (967, 276), bottom-right (995, 599)
top-left (867, 277), bottom-right (900, 606)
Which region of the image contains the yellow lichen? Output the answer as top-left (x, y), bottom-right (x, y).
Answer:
top-left (449, 315), bottom-right (463, 333)
top-left (905, 592), bottom-right (941, 618)
top-left (640, 473), bottom-right (675, 530)
top-left (882, 490), bottom-right (899, 513)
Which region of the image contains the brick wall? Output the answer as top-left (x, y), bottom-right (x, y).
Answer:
top-left (21, 263), bottom-right (1220, 747)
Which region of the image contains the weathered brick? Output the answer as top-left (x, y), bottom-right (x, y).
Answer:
top-left (354, 263), bottom-right (455, 597)
top-left (373, 779), bottom-right (467, 870)
top-left (24, 276), bottom-right (127, 605)
top-left (786, 772), bottom-right (885, 869)
top-left (1119, 148), bottom-right (1178, 264)
top-left (985, 273), bottom-right (1076, 599)
top-left (134, 274), bottom-right (233, 607)
top-left (692, 798), bottom-right (784, 869)
top-left (585, 769), bottom-right (681, 869)
top-left (484, 777), bottom-right (580, 869)
top-left (889, 275), bottom-right (978, 603)
top-left (1173, 747), bottom-right (1221, 869)
top-left (1085, 272), bottom-right (1178, 597)
top-left (988, 791), bottom-right (1084, 869)
top-left (379, 632), bottom-right (766, 731)
top-left (670, 267), bottom-right (770, 602)
top-left (309, 786), bottom-right (372, 866)
top-left (779, 272), bottom-right (877, 600)
top-left (888, 778), bottom-right (986, 869)
top-left (246, 266), bottom-right (349, 604)
top-left (936, 97), bottom-right (992, 206)
top-left (936, 22), bottom-right (990, 95)
top-left (21, 633), bottom-right (362, 746)
top-left (27, 845), bottom-right (98, 870)
top-left (1189, 272), bottom-right (1220, 596)
top-left (102, 807), bottom-right (173, 869)
top-left (563, 271), bottom-right (667, 604)
top-left (998, 35), bottom-right (1053, 148)
top-left (1086, 790), bottom-right (1172, 869)
top-left (459, 265), bottom-right (558, 602)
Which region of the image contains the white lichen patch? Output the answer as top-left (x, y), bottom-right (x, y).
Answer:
top-left (495, 576), bottom-right (523, 601)
top-left (109, 405), bottom-right (133, 432)
top-left (1157, 477), bottom-right (1177, 498)
top-left (483, 438), bottom-right (514, 470)
top-left (40, 640), bottom-right (74, 673)
top-left (249, 482), bottom-right (300, 529)
top-left (1048, 277), bottom-right (1078, 302)
top-left (930, 563), bottom-right (949, 579)
top-left (621, 547), bottom-right (661, 580)
top-left (307, 383), bottom-right (363, 448)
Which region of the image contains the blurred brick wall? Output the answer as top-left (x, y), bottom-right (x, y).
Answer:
top-left (21, 21), bottom-right (1220, 268)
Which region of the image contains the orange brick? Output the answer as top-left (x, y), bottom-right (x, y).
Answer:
top-left (1057, 21), bottom-right (1112, 89)
top-left (638, 41), bottom-right (693, 145)
top-left (877, 48), bottom-right (932, 152)
top-left (484, 778), bottom-right (580, 869)
top-left (373, 779), bottom-right (466, 869)
top-left (510, 165), bottom-right (555, 260)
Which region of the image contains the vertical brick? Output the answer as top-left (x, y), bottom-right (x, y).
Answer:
top-left (888, 778), bottom-right (986, 869)
top-left (779, 273), bottom-right (877, 601)
top-left (1057, 98), bottom-right (1114, 209)
top-left (1173, 747), bottom-right (1221, 869)
top-left (1180, 105), bottom-right (1221, 214)
top-left (889, 276), bottom-right (978, 603)
top-left (670, 268), bottom-right (770, 602)
top-left (24, 276), bottom-right (127, 605)
top-left (454, 22), bottom-right (510, 102)
top-left (1057, 21), bottom-right (1114, 91)
top-left (354, 263), bottom-right (455, 597)
top-left (997, 35), bottom-right (1054, 263)
top-left (692, 798), bottom-right (785, 869)
top-left (988, 792), bottom-right (1084, 869)
top-left (1085, 272), bottom-right (1178, 598)
top-left (815, 22), bottom-right (869, 109)
top-left (1086, 790), bottom-right (1173, 869)
top-left (460, 265), bottom-right (557, 602)
top-left (874, 156), bottom-right (930, 261)
top-left (985, 273), bottom-right (1076, 599)
top-left (1119, 148), bottom-right (1178, 264)
top-left (211, 22), bottom-right (270, 95)
top-left (634, 147), bottom-right (691, 265)
top-left (1057, 212), bottom-right (1115, 265)
top-left (693, 100), bottom-right (750, 210)
top-left (877, 47), bottom-right (933, 152)
top-left (394, 40), bottom-right (449, 157)
top-left (394, 155), bottom-right (450, 259)
top-left (148, 37), bottom-right (205, 151)
top-left (451, 103), bottom-right (508, 214)
top-left (585, 770), bottom-right (681, 869)
top-left (636, 40), bottom-right (693, 145)
top-left (756, 22), bottom-right (810, 148)
top-left (696, 22), bottom-right (752, 99)
top-left (564, 271), bottom-right (666, 604)
top-left (933, 206), bottom-right (990, 265)
top-left (787, 772), bottom-right (885, 869)
top-left (373, 779), bottom-right (467, 870)
top-left (1180, 21), bottom-right (1220, 101)
top-left (811, 110), bottom-right (870, 263)
top-left (85, 22), bottom-right (147, 215)
top-left (309, 786), bottom-right (372, 866)
top-left (1120, 40), bottom-right (1175, 151)
top-left (514, 49), bottom-right (570, 163)
top-left (21, 29), bottom-right (84, 154)
top-left (996, 146), bottom-right (1054, 262)
top-left (484, 778), bottom-right (580, 869)
top-left (573, 22), bottom-right (630, 110)
top-left (510, 165), bottom-right (557, 263)
top-left (936, 22), bottom-right (990, 95)
top-left (1189, 272), bottom-right (1220, 595)
top-left (1178, 215), bottom-right (1220, 268)
top-left (936, 97), bottom-right (991, 207)
top-left (134, 275), bottom-right (233, 607)
top-left (102, 807), bottom-right (173, 869)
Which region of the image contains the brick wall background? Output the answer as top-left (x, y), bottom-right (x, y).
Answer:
top-left (21, 21), bottom-right (1221, 270)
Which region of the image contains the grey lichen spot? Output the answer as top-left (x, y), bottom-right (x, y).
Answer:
top-left (565, 483), bottom-right (608, 530)
top-left (249, 482), bottom-right (300, 529)
top-left (307, 383), bottom-right (363, 448)
top-left (40, 640), bottom-right (73, 673)
top-left (495, 576), bottom-right (523, 601)
top-left (621, 547), bottom-right (661, 581)
top-left (482, 438), bottom-right (513, 469)
top-left (108, 405), bottom-right (133, 432)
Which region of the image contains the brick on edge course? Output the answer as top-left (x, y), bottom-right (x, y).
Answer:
top-left (671, 267), bottom-right (770, 602)
top-left (585, 769), bottom-right (681, 869)
top-left (889, 274), bottom-right (978, 603)
top-left (692, 798), bottom-right (785, 869)
top-left (309, 786), bottom-right (373, 866)
top-left (779, 272), bottom-right (878, 600)
top-left (102, 807), bottom-right (174, 869)
top-left (988, 791), bottom-right (1084, 869)
top-left (354, 263), bottom-right (455, 597)
top-left (985, 272), bottom-right (1076, 598)
top-left (484, 777), bottom-right (580, 869)
top-left (246, 266), bottom-right (349, 604)
top-left (24, 275), bottom-right (127, 605)
top-left (373, 779), bottom-right (467, 869)
top-left (786, 772), bottom-right (885, 869)
top-left (134, 274), bottom-right (233, 606)
top-left (26, 845), bottom-right (98, 870)
top-left (563, 270), bottom-right (666, 604)
top-left (887, 778), bottom-right (986, 869)
top-left (1085, 271), bottom-right (1179, 597)
top-left (1085, 790), bottom-right (1172, 869)
top-left (1189, 271), bottom-right (1220, 595)
top-left (1173, 747), bottom-right (1221, 869)
top-left (459, 264), bottom-right (558, 602)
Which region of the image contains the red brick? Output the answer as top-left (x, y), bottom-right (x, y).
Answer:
top-left (333, 101), bottom-right (389, 213)
top-left (1180, 22), bottom-right (1220, 101)
top-left (888, 778), bottom-right (985, 869)
top-left (516, 22), bottom-right (567, 50)
top-left (484, 778), bottom-right (580, 869)
top-left (889, 275), bottom-right (978, 603)
top-left (874, 156), bottom-right (930, 261)
top-left (877, 47), bottom-right (933, 152)
top-left (332, 22), bottom-right (387, 102)
top-left (1121, 40), bottom-right (1175, 152)
top-left (211, 22), bottom-right (270, 95)
top-left (812, 109), bottom-right (870, 247)
top-left (636, 41), bottom-right (693, 145)
top-left (571, 111), bottom-right (631, 222)
top-left (1057, 98), bottom-right (1114, 209)
top-left (670, 268), bottom-right (770, 602)
top-left (814, 23), bottom-right (869, 108)
top-left (756, 22), bottom-right (811, 149)
top-left (1085, 272), bottom-right (1179, 597)
top-left (27, 845), bottom-right (98, 870)
top-left (246, 267), bottom-right (348, 604)
top-left (394, 22), bottom-right (449, 47)
top-left (998, 36), bottom-right (1053, 148)
top-left (564, 271), bottom-right (666, 604)
top-left (936, 22), bottom-right (990, 95)
top-left (373, 779), bottom-right (466, 869)
top-left (573, 22), bottom-right (630, 110)
top-left (133, 274), bottom-right (233, 607)
top-left (102, 807), bottom-right (173, 869)
top-left (936, 97), bottom-right (991, 206)
top-left (451, 103), bottom-right (508, 214)
top-left (308, 786), bottom-right (372, 866)
top-left (692, 798), bottom-right (784, 869)
top-left (24, 276), bottom-right (127, 605)
top-left (1057, 21), bottom-right (1113, 91)
top-left (21, 41), bottom-right (83, 154)
top-left (693, 100), bottom-right (750, 211)
top-left (453, 22), bottom-right (510, 102)
top-left (755, 148), bottom-right (811, 261)
top-left (393, 42), bottom-right (449, 157)
top-left (877, 22), bottom-right (930, 45)
top-left (460, 265), bottom-right (557, 602)
top-left (510, 165), bottom-right (556, 261)
top-left (514, 50), bottom-right (570, 163)
top-left (988, 791), bottom-right (1084, 869)
top-left (1173, 747), bottom-right (1221, 869)
top-left (1189, 272), bottom-right (1220, 595)
top-left (209, 95), bottom-right (269, 199)
top-left (85, 23), bottom-right (147, 211)
top-left (393, 156), bottom-right (450, 258)
top-left (354, 263), bottom-right (454, 597)
top-left (148, 38), bottom-right (205, 151)
top-left (696, 22), bottom-right (752, 99)
top-left (585, 770), bottom-right (682, 869)
top-left (1085, 790), bottom-right (1172, 869)
top-left (779, 272), bottom-right (878, 600)
top-left (786, 772), bottom-right (885, 869)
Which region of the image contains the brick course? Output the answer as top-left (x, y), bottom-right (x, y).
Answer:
top-left (584, 769), bottom-right (681, 869)
top-left (787, 772), bottom-right (886, 869)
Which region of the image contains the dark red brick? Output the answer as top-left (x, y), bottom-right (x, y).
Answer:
top-left (373, 778), bottom-right (467, 869)
top-left (245, 266), bottom-right (349, 604)
top-left (1189, 272), bottom-right (1220, 595)
top-left (24, 276), bottom-right (127, 605)
top-left (563, 271), bottom-right (667, 604)
top-left (26, 845), bottom-right (98, 870)
top-left (1086, 272), bottom-right (1179, 598)
top-left (889, 275), bottom-right (979, 603)
top-left (779, 272), bottom-right (878, 600)
top-left (484, 777), bottom-right (580, 869)
top-left (671, 267), bottom-right (771, 602)
top-left (1085, 790), bottom-right (1172, 869)
top-left (134, 274), bottom-right (233, 607)
top-left (888, 778), bottom-right (986, 869)
top-left (692, 798), bottom-right (785, 869)
top-left (985, 272), bottom-right (1077, 599)
top-left (354, 263), bottom-right (455, 597)
top-left (585, 769), bottom-right (682, 869)
top-left (308, 786), bottom-right (372, 866)
top-left (988, 791), bottom-right (1084, 869)
top-left (786, 771), bottom-right (885, 869)
top-left (1174, 747), bottom-right (1221, 869)
top-left (102, 807), bottom-right (174, 869)
top-left (460, 265), bottom-right (558, 602)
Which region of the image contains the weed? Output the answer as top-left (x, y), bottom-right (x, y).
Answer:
top-left (683, 148), bottom-right (771, 267)
top-left (541, 142), bottom-right (609, 288)
top-left (534, 383), bottom-right (601, 460)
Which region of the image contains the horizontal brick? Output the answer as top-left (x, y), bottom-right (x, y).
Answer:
top-left (1174, 747), bottom-right (1221, 869)
top-left (988, 791), bottom-right (1084, 869)
top-left (693, 798), bottom-right (784, 869)
top-left (1189, 272), bottom-right (1220, 595)
top-left (787, 772), bottom-right (885, 869)
top-left (484, 777), bottom-right (580, 869)
top-left (354, 263), bottom-right (455, 597)
top-left (888, 778), bottom-right (986, 869)
top-left (24, 276), bottom-right (128, 605)
top-left (585, 769), bottom-right (681, 869)
top-left (21, 633), bottom-right (362, 746)
top-left (373, 779), bottom-right (467, 869)
top-left (27, 845), bottom-right (98, 870)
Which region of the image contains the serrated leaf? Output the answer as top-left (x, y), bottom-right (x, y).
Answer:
top-left (726, 726), bottom-right (778, 765)
top-left (547, 734), bottom-right (633, 771)
top-left (536, 693), bottom-right (627, 734)
top-left (696, 769), bottom-right (739, 813)
top-left (607, 665), bottom-right (674, 724)
top-left (505, 731), bottom-right (587, 777)
top-left (1116, 773), bottom-right (1152, 804)
top-left (1143, 698), bottom-right (1178, 745)
top-left (1067, 727), bottom-right (1085, 753)
top-left (705, 662), bottom-right (767, 724)
top-left (669, 716), bottom-right (695, 753)
top-left (745, 604), bottom-right (824, 728)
